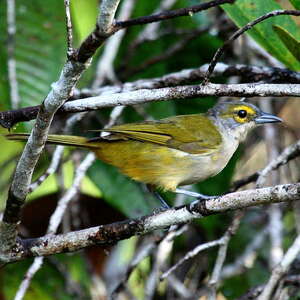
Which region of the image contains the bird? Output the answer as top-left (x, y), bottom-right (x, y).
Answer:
top-left (6, 101), bottom-right (282, 206)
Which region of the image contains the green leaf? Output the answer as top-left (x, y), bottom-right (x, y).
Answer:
top-left (222, 0), bottom-right (300, 70)
top-left (289, 0), bottom-right (300, 10)
top-left (88, 161), bottom-right (151, 217)
top-left (0, 0), bottom-right (67, 109)
top-left (273, 25), bottom-right (300, 61)
top-left (70, 0), bottom-right (98, 44)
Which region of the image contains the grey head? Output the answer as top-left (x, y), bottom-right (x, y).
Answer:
top-left (207, 100), bottom-right (282, 141)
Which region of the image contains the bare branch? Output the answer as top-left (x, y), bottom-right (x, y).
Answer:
top-left (161, 238), bottom-right (223, 280)
top-left (0, 0), bottom-right (123, 258)
top-left (260, 100), bottom-right (283, 268)
top-left (115, 0), bottom-right (235, 29)
top-left (92, 0), bottom-right (136, 87)
top-left (221, 227), bottom-right (268, 279)
top-left (28, 112), bottom-right (87, 192)
top-left (203, 10), bottom-right (300, 83)
top-left (257, 139), bottom-right (300, 188)
top-left (64, 0), bottom-right (74, 57)
top-left (2, 63), bottom-right (300, 128)
top-left (207, 211), bottom-right (243, 299)
top-left (1, 182), bottom-right (299, 264)
top-left (6, 0), bottom-right (20, 109)
top-left (14, 257), bottom-right (44, 300)
top-left (61, 83), bottom-right (300, 113)
top-left (258, 235), bottom-right (300, 300)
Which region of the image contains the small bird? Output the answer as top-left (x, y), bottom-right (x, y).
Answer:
top-left (6, 101), bottom-right (282, 204)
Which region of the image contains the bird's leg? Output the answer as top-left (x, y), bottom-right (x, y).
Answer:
top-left (175, 188), bottom-right (217, 200)
top-left (146, 184), bottom-right (170, 209)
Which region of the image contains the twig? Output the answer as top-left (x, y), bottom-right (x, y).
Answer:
top-left (221, 227), bottom-right (268, 279)
top-left (229, 173), bottom-right (259, 192)
top-left (92, 0), bottom-right (136, 87)
top-left (115, 0), bottom-right (235, 29)
top-left (64, 0), bottom-right (74, 57)
top-left (260, 100), bottom-right (283, 268)
top-left (203, 10), bottom-right (300, 83)
top-left (28, 112), bottom-right (87, 193)
top-left (14, 257), bottom-right (44, 300)
top-left (122, 26), bottom-right (209, 78)
top-left (207, 211), bottom-right (244, 299)
top-left (257, 234), bottom-right (300, 300)
top-left (13, 152), bottom-right (95, 300)
top-left (130, 0), bottom-right (178, 47)
top-left (6, 0), bottom-right (20, 109)
top-left (160, 238), bottom-right (223, 280)
top-left (256, 140), bottom-right (300, 188)
top-left (167, 274), bottom-right (193, 299)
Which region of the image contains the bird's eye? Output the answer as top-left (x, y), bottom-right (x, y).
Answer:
top-left (237, 110), bottom-right (247, 118)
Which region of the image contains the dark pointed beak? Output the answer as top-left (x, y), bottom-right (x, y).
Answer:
top-left (255, 112), bottom-right (282, 124)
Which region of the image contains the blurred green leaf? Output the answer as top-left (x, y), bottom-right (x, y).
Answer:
top-left (222, 0), bottom-right (300, 70)
top-left (0, 0), bottom-right (67, 109)
top-left (273, 25), bottom-right (300, 61)
top-left (88, 161), bottom-right (150, 217)
top-left (70, 0), bottom-right (98, 44)
top-left (289, 0), bottom-right (300, 10)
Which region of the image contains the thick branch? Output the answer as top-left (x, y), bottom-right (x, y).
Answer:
top-left (60, 83), bottom-right (300, 112)
top-left (1, 183), bottom-right (299, 264)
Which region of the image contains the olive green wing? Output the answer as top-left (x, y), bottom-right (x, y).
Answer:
top-left (95, 114), bottom-right (222, 154)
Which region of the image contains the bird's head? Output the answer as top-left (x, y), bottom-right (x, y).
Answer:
top-left (208, 101), bottom-right (282, 141)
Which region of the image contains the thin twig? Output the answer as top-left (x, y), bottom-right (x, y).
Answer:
top-left (28, 112), bottom-right (87, 193)
top-left (203, 10), bottom-right (300, 83)
top-left (115, 0), bottom-right (235, 29)
top-left (130, 0), bottom-right (178, 48)
top-left (260, 100), bottom-right (283, 268)
top-left (207, 211), bottom-right (244, 299)
top-left (92, 0), bottom-right (136, 87)
top-left (258, 235), bottom-right (300, 300)
top-left (160, 238), bottom-right (223, 280)
top-left (6, 0), bottom-right (20, 109)
top-left (221, 227), bottom-right (268, 279)
top-left (257, 140), bottom-right (300, 188)
top-left (64, 0), bottom-right (74, 58)
top-left (13, 153), bottom-right (95, 300)
top-left (14, 257), bottom-right (44, 300)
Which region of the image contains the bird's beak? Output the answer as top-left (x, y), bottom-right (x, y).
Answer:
top-left (255, 112), bottom-right (282, 124)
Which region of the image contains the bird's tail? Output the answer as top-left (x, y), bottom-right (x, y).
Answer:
top-left (5, 133), bottom-right (100, 149)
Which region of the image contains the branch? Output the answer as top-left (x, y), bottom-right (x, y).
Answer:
top-left (64, 0), bottom-right (74, 58)
top-left (207, 211), bottom-right (243, 299)
top-left (257, 234), bottom-right (300, 300)
top-left (115, 0), bottom-right (235, 29)
top-left (257, 139), bottom-right (300, 188)
top-left (60, 83), bottom-right (300, 112)
top-left (6, 0), bottom-right (20, 109)
top-left (2, 63), bottom-right (300, 128)
top-left (0, 0), bottom-right (122, 264)
top-left (1, 183), bottom-right (299, 264)
top-left (203, 10), bottom-right (300, 83)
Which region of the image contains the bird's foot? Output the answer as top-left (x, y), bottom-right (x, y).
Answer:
top-left (175, 188), bottom-right (218, 201)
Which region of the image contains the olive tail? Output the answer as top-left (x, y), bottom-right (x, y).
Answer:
top-left (5, 133), bottom-right (100, 149)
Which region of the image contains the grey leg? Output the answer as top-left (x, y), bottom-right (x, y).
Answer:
top-left (175, 188), bottom-right (216, 200)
